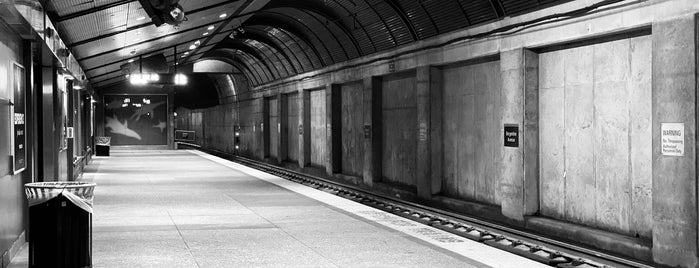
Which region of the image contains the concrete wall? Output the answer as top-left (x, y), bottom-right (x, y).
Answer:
top-left (174, 1), bottom-right (699, 266)
top-left (441, 60), bottom-right (502, 205)
top-left (268, 97), bottom-right (279, 159)
top-left (285, 92), bottom-right (300, 163)
top-left (237, 100), bottom-right (261, 158)
top-left (538, 35), bottom-right (653, 237)
top-left (381, 72), bottom-right (417, 187)
top-left (309, 89), bottom-right (327, 167)
top-left (340, 81), bottom-right (364, 177)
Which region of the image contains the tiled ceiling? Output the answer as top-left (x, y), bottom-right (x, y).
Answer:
top-left (44, 0), bottom-right (269, 88)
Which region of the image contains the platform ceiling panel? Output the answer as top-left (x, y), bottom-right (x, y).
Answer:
top-left (46, 0), bottom-right (269, 88)
top-left (70, 1), bottom-right (241, 60)
top-left (47, 0), bottom-right (129, 17)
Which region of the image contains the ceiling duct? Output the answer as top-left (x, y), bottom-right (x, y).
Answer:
top-left (138, 0), bottom-right (187, 27)
top-left (120, 53), bottom-right (169, 76)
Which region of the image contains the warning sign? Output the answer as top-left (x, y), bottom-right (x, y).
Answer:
top-left (661, 123), bottom-right (684, 156)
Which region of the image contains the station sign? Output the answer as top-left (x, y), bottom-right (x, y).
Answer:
top-left (504, 124), bottom-right (519, 148)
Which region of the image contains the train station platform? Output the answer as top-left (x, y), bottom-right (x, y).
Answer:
top-left (10, 150), bottom-right (545, 268)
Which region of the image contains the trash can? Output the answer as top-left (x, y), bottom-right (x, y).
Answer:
top-left (96, 136), bottom-right (111, 156)
top-left (25, 182), bottom-right (97, 268)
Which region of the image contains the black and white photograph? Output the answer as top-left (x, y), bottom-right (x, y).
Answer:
top-left (0, 0), bottom-right (697, 267)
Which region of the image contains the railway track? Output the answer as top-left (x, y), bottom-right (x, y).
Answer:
top-left (181, 144), bottom-right (653, 268)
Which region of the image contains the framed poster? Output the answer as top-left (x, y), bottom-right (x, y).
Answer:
top-left (11, 62), bottom-right (26, 174)
top-left (103, 94), bottom-right (168, 145)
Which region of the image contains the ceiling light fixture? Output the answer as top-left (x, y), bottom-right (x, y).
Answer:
top-left (203, 32), bottom-right (209, 36)
top-left (137, 16), bottom-right (146, 21)
top-left (175, 74), bottom-right (188, 85)
top-left (194, 40), bottom-right (201, 46)
top-left (219, 13), bottom-right (227, 18)
top-left (208, 25), bottom-right (215, 30)
top-left (189, 44), bottom-right (196, 50)
top-left (128, 59), bottom-right (135, 63)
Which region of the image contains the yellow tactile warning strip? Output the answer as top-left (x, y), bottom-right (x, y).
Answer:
top-left (190, 150), bottom-right (549, 268)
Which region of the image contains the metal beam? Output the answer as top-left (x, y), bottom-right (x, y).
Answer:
top-left (268, 2), bottom-right (363, 58)
top-left (228, 30), bottom-right (301, 74)
top-left (488, 0), bottom-right (506, 17)
top-left (295, 8), bottom-right (350, 62)
top-left (243, 27), bottom-right (305, 73)
top-left (250, 12), bottom-right (334, 66)
top-left (223, 41), bottom-right (279, 80)
top-left (67, 0), bottom-right (244, 47)
top-left (384, 0), bottom-right (418, 41)
top-left (217, 48), bottom-right (274, 83)
top-left (355, 0), bottom-right (399, 48)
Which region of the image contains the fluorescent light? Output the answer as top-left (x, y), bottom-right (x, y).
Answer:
top-left (203, 32), bottom-right (209, 36)
top-left (175, 74), bottom-right (188, 85)
top-left (137, 16), bottom-right (146, 21)
top-left (129, 73), bottom-right (159, 85)
top-left (128, 59), bottom-right (135, 63)
top-left (184, 52), bottom-right (189, 55)
top-left (130, 74), bottom-right (147, 85)
top-left (189, 45), bottom-right (196, 50)
top-left (208, 25), bottom-right (215, 30)
top-left (219, 13), bottom-right (227, 18)
top-left (194, 40), bottom-right (201, 46)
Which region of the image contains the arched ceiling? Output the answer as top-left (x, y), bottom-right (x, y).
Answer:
top-left (202, 0), bottom-right (572, 87)
top-left (45, 0), bottom-right (571, 89)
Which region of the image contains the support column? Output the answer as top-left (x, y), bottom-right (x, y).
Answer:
top-left (416, 67), bottom-right (434, 199)
top-left (167, 90), bottom-right (175, 150)
top-left (429, 67), bottom-right (443, 195)
top-left (651, 15), bottom-right (697, 267)
top-left (300, 88), bottom-right (311, 168)
top-left (259, 97), bottom-right (268, 160)
top-left (362, 77), bottom-right (381, 186)
top-left (326, 84), bottom-right (342, 175)
top-left (278, 91), bottom-right (287, 164)
top-left (499, 48), bottom-right (539, 221)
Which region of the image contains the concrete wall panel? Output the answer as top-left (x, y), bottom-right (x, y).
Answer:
top-left (539, 35), bottom-right (652, 236)
top-left (441, 60), bottom-right (501, 205)
top-left (268, 98), bottom-right (279, 159)
top-left (286, 93), bottom-right (300, 162)
top-left (381, 72), bottom-right (417, 186)
top-left (310, 90), bottom-right (327, 167)
top-left (238, 100), bottom-right (259, 158)
top-left (340, 81), bottom-right (364, 176)
top-left (628, 36), bottom-right (653, 239)
top-left (562, 46), bottom-right (595, 226)
top-left (538, 60), bottom-right (565, 218)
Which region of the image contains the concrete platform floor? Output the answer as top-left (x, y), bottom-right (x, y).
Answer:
top-left (10, 150), bottom-right (547, 268)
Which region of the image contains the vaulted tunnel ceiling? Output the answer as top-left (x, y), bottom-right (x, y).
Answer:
top-left (46, 0), bottom-right (571, 90)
